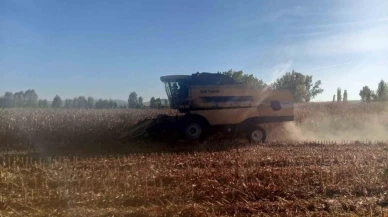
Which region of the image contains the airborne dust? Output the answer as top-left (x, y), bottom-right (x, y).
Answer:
top-left (269, 102), bottom-right (388, 142)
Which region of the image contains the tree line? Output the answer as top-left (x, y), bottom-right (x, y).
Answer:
top-left (52, 96), bottom-right (119, 109)
top-left (1, 71), bottom-right (386, 108)
top-left (127, 91), bottom-right (169, 109)
top-left (0, 70), bottom-right (327, 108)
top-left (0, 90), bottom-right (122, 109)
top-left (0, 90), bottom-right (40, 108)
top-left (0, 89), bottom-right (164, 109)
top-left (332, 88), bottom-right (348, 102)
top-left (331, 80), bottom-right (388, 103)
top-left (358, 80), bottom-right (388, 103)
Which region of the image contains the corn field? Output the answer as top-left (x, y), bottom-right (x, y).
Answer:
top-left (0, 108), bottom-right (176, 152)
top-left (0, 102), bottom-right (388, 216)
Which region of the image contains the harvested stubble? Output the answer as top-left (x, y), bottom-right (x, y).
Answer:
top-left (1, 142), bottom-right (388, 216)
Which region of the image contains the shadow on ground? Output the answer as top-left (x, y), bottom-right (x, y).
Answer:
top-left (0, 137), bottom-right (262, 158)
top-left (2, 137), bottom-right (387, 160)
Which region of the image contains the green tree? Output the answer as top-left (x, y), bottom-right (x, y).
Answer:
top-left (52, 95), bottom-right (62, 108)
top-left (128, 92), bottom-right (138, 108)
top-left (221, 70), bottom-right (266, 89)
top-left (359, 86), bottom-right (373, 103)
top-left (38, 99), bottom-right (50, 108)
top-left (163, 98), bottom-right (168, 107)
top-left (95, 99), bottom-right (114, 109)
top-left (376, 79), bottom-right (388, 101)
top-left (343, 90), bottom-right (348, 102)
top-left (337, 87), bottom-right (342, 102)
top-left (138, 96), bottom-right (143, 108)
top-left (272, 70), bottom-right (323, 103)
top-left (77, 96), bottom-right (88, 109)
top-left (42, 99), bottom-right (49, 108)
top-left (3, 92), bottom-right (14, 108)
top-left (95, 99), bottom-right (104, 109)
top-left (103, 99), bottom-right (108, 108)
top-left (372, 92), bottom-right (378, 101)
top-left (150, 97), bottom-right (156, 108)
top-left (87, 97), bottom-right (94, 109)
top-left (23, 89), bottom-right (38, 107)
top-left (72, 97), bottom-right (78, 108)
top-left (38, 99), bottom-right (43, 108)
top-left (303, 75), bottom-right (323, 102)
top-left (14, 91), bottom-right (25, 107)
top-left (64, 99), bottom-right (73, 108)
top-left (108, 99), bottom-right (114, 108)
top-left (155, 98), bottom-right (162, 108)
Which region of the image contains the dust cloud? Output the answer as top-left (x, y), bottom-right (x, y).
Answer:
top-left (269, 103), bottom-right (388, 142)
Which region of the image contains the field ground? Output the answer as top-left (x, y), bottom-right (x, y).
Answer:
top-left (1, 141), bottom-right (388, 216)
top-left (1, 102), bottom-right (388, 216)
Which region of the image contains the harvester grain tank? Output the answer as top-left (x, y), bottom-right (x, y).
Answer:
top-left (120, 72), bottom-right (294, 143)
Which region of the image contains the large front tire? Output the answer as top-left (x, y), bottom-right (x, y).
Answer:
top-left (247, 126), bottom-right (266, 143)
top-left (183, 118), bottom-right (209, 141)
top-left (184, 122), bottom-right (203, 140)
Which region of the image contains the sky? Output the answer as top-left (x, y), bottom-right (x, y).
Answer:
top-left (1, 0), bottom-right (388, 102)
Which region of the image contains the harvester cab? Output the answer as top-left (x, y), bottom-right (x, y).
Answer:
top-left (120, 72), bottom-right (294, 143)
top-left (160, 75), bottom-right (190, 111)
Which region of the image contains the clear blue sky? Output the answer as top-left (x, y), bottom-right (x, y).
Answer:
top-left (1, 0), bottom-right (387, 102)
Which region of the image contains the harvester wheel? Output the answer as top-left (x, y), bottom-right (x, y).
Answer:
top-left (185, 123), bottom-right (202, 140)
top-left (183, 119), bottom-right (209, 141)
top-left (247, 126), bottom-right (266, 143)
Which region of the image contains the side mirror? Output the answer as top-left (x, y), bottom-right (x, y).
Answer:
top-left (271, 100), bottom-right (282, 111)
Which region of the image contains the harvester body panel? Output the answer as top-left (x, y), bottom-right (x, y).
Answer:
top-left (188, 84), bottom-right (294, 125)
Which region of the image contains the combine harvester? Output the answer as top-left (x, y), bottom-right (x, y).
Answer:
top-left (120, 72), bottom-right (294, 143)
